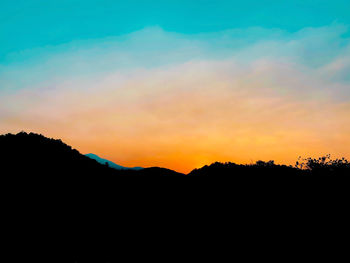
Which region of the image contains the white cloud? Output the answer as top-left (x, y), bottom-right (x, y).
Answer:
top-left (0, 24), bottom-right (350, 171)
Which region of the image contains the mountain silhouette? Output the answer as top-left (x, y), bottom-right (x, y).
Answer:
top-left (190, 159), bottom-right (350, 177)
top-left (1, 132), bottom-right (349, 178)
top-left (0, 132), bottom-right (183, 178)
top-left (85, 153), bottom-right (143, 170)
top-left (0, 132), bottom-right (114, 177)
top-left (2, 131), bottom-right (349, 263)
top-left (189, 161), bottom-right (302, 178)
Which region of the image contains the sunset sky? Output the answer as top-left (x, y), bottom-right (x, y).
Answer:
top-left (1, 0), bottom-right (350, 173)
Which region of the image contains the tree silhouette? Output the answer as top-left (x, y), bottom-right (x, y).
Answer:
top-left (295, 154), bottom-right (350, 176)
top-left (0, 132), bottom-right (349, 178)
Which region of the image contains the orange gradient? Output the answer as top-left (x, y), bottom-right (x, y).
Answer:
top-left (1, 60), bottom-right (350, 173)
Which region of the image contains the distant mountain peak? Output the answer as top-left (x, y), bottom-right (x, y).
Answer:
top-left (85, 153), bottom-right (143, 170)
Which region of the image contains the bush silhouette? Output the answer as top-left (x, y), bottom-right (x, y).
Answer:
top-left (0, 132), bottom-right (349, 178)
top-left (295, 154), bottom-right (350, 176)
top-left (0, 132), bottom-right (183, 178)
top-left (1, 131), bottom-right (349, 263)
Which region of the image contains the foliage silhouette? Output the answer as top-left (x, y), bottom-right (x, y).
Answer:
top-left (0, 132), bottom-right (187, 262)
top-left (1, 132), bottom-right (349, 178)
top-left (1, 132), bottom-right (349, 262)
top-left (295, 154), bottom-right (350, 176)
top-left (188, 160), bottom-right (303, 177)
top-left (0, 131), bottom-right (183, 178)
top-left (189, 157), bottom-right (350, 177)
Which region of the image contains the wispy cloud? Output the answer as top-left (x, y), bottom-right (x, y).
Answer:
top-left (0, 24), bottom-right (350, 172)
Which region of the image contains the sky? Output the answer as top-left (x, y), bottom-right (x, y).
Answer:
top-left (1, 0), bottom-right (350, 173)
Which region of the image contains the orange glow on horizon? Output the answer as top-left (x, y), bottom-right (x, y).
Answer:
top-left (1, 61), bottom-right (349, 173)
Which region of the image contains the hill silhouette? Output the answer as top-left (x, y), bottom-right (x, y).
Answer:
top-left (1, 132), bottom-right (349, 178)
top-left (189, 158), bottom-right (350, 177)
top-left (1, 132), bottom-right (349, 262)
top-left (0, 132), bottom-right (188, 262)
top-left (85, 153), bottom-right (143, 170)
top-left (189, 161), bottom-right (303, 178)
top-left (0, 132), bottom-right (115, 176)
top-left (0, 132), bottom-right (183, 178)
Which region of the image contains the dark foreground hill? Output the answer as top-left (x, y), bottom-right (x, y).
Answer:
top-left (0, 132), bottom-right (188, 262)
top-left (1, 132), bottom-right (113, 176)
top-left (0, 132), bottom-right (183, 178)
top-left (189, 161), bottom-right (303, 177)
top-left (1, 132), bottom-right (350, 180)
top-left (1, 132), bottom-right (350, 262)
top-left (85, 153), bottom-right (143, 170)
top-left (189, 158), bottom-right (350, 177)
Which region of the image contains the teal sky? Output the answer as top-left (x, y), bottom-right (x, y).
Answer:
top-left (1, 0), bottom-right (350, 171)
top-left (1, 0), bottom-right (350, 62)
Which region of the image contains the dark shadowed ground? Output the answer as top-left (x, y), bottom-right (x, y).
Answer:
top-left (1, 132), bottom-right (349, 262)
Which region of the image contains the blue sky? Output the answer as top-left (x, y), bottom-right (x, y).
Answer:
top-left (1, 0), bottom-right (350, 62)
top-left (1, 1), bottom-right (350, 171)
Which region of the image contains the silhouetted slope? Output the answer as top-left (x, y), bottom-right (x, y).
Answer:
top-left (85, 153), bottom-right (143, 170)
top-left (0, 132), bottom-right (183, 177)
top-left (1, 132), bottom-right (349, 178)
top-left (0, 132), bottom-right (186, 262)
top-left (1, 132), bottom-right (349, 263)
top-left (0, 132), bottom-right (116, 176)
top-left (189, 159), bottom-right (350, 177)
top-left (130, 166), bottom-right (184, 176)
top-left (189, 161), bottom-right (302, 178)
